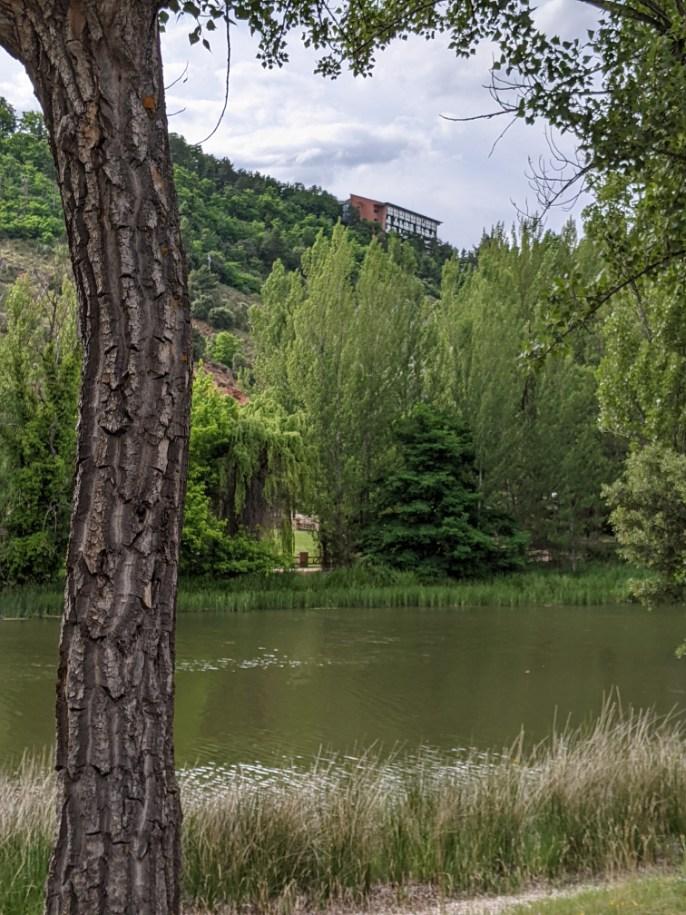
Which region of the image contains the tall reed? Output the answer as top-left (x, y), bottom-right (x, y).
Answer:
top-left (2, 706), bottom-right (685, 913)
top-left (0, 565), bottom-right (638, 620)
top-left (0, 758), bottom-right (54, 915)
top-left (176, 564), bottom-right (638, 613)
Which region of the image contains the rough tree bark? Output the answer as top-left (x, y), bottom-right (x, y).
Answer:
top-left (0, 2), bottom-right (192, 912)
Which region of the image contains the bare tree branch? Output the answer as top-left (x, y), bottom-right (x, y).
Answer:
top-left (194, 3), bottom-right (231, 146)
top-left (488, 114), bottom-right (518, 157)
top-left (165, 60), bottom-right (189, 90)
top-left (440, 109), bottom-right (514, 123)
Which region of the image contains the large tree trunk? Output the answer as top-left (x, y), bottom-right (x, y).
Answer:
top-left (0, 3), bottom-right (192, 912)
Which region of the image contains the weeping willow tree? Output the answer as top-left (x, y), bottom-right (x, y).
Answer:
top-left (228, 393), bottom-right (310, 547)
top-left (182, 365), bottom-right (308, 575)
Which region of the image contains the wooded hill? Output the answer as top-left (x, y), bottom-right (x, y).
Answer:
top-left (0, 99), bottom-right (460, 302)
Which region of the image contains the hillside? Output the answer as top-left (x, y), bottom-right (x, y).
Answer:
top-left (0, 98), bottom-right (460, 304)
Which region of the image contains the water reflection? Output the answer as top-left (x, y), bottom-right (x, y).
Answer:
top-left (1, 603), bottom-right (685, 777)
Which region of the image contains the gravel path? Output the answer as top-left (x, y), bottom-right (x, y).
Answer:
top-left (184, 877), bottom-right (614, 915)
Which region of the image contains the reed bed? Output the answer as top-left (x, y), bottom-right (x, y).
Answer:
top-left (0, 564), bottom-right (638, 619)
top-left (177, 564), bottom-right (637, 613)
top-left (0, 583), bottom-right (63, 619)
top-left (2, 706), bottom-right (685, 914)
top-left (0, 759), bottom-right (55, 915)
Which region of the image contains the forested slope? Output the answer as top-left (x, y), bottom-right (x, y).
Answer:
top-left (0, 98), bottom-right (458, 300)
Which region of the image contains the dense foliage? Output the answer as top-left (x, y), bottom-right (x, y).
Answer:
top-left (436, 224), bottom-right (622, 564)
top-left (0, 100), bottom-right (62, 243)
top-left (605, 445), bottom-right (686, 603)
top-left (0, 275), bottom-right (306, 584)
top-left (253, 228), bottom-right (438, 566)
top-left (575, 19), bottom-right (686, 599)
top-left (183, 366), bottom-right (307, 575)
top-left (0, 276), bottom-right (79, 583)
top-left (361, 405), bottom-right (526, 577)
top-left (251, 223), bottom-right (618, 573)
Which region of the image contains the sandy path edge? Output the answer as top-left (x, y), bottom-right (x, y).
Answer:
top-left (183, 867), bottom-right (677, 915)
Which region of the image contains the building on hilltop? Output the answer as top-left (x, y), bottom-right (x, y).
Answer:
top-left (343, 194), bottom-right (441, 242)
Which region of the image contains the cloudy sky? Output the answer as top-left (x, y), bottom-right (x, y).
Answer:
top-left (0, 1), bottom-right (596, 249)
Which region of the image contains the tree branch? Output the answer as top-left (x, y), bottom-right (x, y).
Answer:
top-left (0, 2), bottom-right (19, 58)
top-left (440, 108), bottom-right (514, 123)
top-left (576, 0), bottom-right (670, 32)
top-left (193, 2), bottom-right (231, 145)
top-left (534, 247), bottom-right (686, 363)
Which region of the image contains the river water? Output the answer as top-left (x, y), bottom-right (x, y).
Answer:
top-left (1, 604), bottom-right (685, 777)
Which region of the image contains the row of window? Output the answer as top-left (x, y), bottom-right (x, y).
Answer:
top-left (386, 213), bottom-right (438, 238)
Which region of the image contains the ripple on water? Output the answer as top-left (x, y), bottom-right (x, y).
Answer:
top-left (177, 746), bottom-right (509, 800)
top-left (176, 646), bottom-right (363, 674)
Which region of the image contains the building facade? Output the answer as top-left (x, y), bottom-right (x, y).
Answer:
top-left (345, 194), bottom-right (441, 242)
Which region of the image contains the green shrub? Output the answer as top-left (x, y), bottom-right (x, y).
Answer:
top-left (207, 304), bottom-right (235, 330)
top-left (181, 481), bottom-right (284, 577)
top-left (207, 330), bottom-right (241, 367)
top-left (0, 531), bottom-right (58, 584)
top-left (605, 443), bottom-right (686, 601)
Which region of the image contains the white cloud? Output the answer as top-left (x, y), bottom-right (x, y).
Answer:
top-left (0, 2), bottom-right (598, 248)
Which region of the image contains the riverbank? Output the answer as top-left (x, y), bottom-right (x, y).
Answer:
top-left (2, 706), bottom-right (684, 915)
top-left (183, 872), bottom-right (686, 913)
top-left (0, 563), bottom-right (641, 619)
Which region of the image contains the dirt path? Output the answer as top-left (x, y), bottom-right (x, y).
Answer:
top-left (184, 875), bottom-right (626, 915)
top-left (347, 883), bottom-right (595, 914)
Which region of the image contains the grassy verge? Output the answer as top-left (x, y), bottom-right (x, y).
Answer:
top-left (293, 528), bottom-right (319, 563)
top-left (505, 874), bottom-right (686, 913)
top-left (2, 707), bottom-right (686, 914)
top-left (0, 564), bottom-right (641, 619)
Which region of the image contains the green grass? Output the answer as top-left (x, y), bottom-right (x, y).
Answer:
top-left (505, 874), bottom-right (686, 913)
top-left (3, 706), bottom-right (686, 913)
top-left (0, 563), bottom-right (642, 619)
top-left (176, 563), bottom-right (640, 613)
top-left (293, 528), bottom-right (319, 563)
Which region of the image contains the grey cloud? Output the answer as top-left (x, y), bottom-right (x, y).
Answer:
top-left (0, 2), bottom-right (590, 249)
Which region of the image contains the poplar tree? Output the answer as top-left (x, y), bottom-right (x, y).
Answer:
top-left (437, 226), bottom-right (618, 559)
top-left (254, 228), bottom-right (430, 564)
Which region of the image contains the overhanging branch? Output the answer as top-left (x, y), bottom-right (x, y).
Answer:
top-left (533, 247), bottom-right (686, 363)
top-left (0, 2), bottom-right (19, 58)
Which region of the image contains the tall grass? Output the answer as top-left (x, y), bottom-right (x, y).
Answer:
top-left (177, 563), bottom-right (638, 613)
top-left (2, 706), bottom-right (686, 913)
top-left (0, 564), bottom-right (640, 619)
top-left (0, 583), bottom-right (63, 619)
top-left (0, 759), bottom-right (54, 915)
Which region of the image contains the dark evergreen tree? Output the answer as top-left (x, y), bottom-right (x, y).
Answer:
top-left (362, 405), bottom-right (526, 578)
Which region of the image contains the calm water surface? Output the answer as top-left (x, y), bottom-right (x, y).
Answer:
top-left (1, 604), bottom-right (685, 774)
